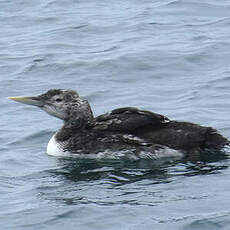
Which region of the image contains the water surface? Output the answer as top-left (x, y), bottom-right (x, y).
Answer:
top-left (1, 0), bottom-right (230, 229)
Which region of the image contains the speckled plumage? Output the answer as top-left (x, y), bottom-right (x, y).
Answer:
top-left (10, 89), bottom-right (229, 158)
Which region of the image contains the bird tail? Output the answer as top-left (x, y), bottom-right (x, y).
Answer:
top-left (204, 127), bottom-right (229, 149)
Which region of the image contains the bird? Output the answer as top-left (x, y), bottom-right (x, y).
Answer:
top-left (9, 89), bottom-right (229, 160)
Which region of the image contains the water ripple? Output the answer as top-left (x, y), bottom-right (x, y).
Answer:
top-left (2, 0), bottom-right (230, 229)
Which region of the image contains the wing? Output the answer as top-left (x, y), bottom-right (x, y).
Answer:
top-left (90, 107), bottom-right (228, 151)
top-left (93, 107), bottom-right (169, 132)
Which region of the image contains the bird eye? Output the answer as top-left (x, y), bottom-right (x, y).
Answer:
top-left (56, 98), bottom-right (62, 102)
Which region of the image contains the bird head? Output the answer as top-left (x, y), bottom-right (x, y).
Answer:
top-left (9, 89), bottom-right (93, 124)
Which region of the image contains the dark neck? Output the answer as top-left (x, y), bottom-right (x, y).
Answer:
top-left (55, 120), bottom-right (91, 142)
top-left (55, 100), bottom-right (94, 142)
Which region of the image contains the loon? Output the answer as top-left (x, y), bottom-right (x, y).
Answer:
top-left (9, 89), bottom-right (229, 159)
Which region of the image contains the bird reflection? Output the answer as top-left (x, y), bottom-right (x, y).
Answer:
top-left (49, 149), bottom-right (229, 185)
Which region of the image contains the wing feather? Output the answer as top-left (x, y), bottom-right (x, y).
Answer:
top-left (94, 107), bottom-right (169, 131)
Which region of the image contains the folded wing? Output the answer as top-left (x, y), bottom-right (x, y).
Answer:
top-left (94, 107), bottom-right (169, 132)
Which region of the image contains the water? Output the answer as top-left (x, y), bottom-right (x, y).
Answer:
top-left (1, 0), bottom-right (230, 229)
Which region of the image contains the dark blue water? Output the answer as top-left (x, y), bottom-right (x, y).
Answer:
top-left (1, 0), bottom-right (230, 229)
